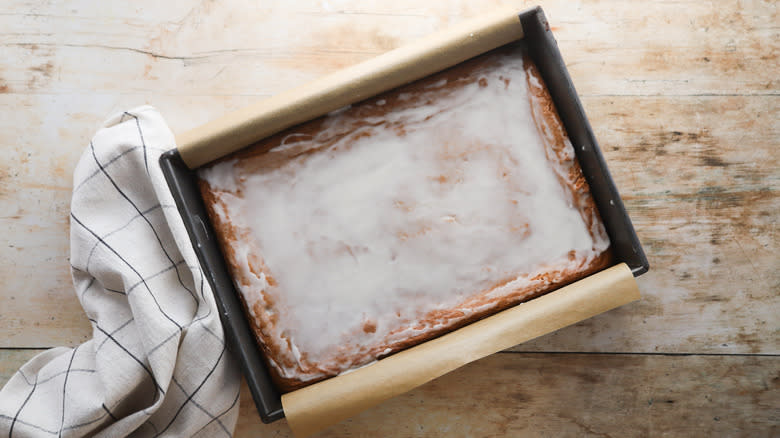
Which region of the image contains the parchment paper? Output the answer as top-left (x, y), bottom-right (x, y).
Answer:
top-left (172, 7), bottom-right (640, 435)
top-left (176, 7), bottom-right (524, 168)
top-left (281, 263), bottom-right (640, 437)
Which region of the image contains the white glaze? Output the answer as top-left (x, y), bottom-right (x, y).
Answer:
top-left (199, 49), bottom-right (610, 382)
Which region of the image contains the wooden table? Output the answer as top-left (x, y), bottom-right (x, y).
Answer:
top-left (1, 0), bottom-right (777, 435)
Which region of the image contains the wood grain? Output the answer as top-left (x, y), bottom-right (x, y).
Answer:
top-left (3, 350), bottom-right (777, 437)
top-left (2, 94), bottom-right (776, 352)
top-left (512, 95), bottom-right (779, 355)
top-left (0, 1), bottom-right (775, 97)
top-left (0, 0), bottom-right (778, 434)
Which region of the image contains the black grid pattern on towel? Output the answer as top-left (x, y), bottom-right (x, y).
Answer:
top-left (1, 109), bottom-right (240, 437)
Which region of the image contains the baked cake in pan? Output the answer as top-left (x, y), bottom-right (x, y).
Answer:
top-left (197, 44), bottom-right (612, 392)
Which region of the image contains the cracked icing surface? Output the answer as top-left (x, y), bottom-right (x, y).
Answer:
top-left (198, 44), bottom-right (611, 391)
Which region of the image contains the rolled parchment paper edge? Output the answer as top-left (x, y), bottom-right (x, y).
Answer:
top-left (281, 263), bottom-right (640, 437)
top-left (176, 7), bottom-right (524, 168)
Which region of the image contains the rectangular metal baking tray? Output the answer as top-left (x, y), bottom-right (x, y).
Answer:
top-left (160, 6), bottom-right (649, 424)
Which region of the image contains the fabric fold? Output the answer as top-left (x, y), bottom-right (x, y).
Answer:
top-left (0, 106), bottom-right (241, 437)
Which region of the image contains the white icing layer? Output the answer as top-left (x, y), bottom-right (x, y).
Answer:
top-left (199, 47), bottom-right (610, 383)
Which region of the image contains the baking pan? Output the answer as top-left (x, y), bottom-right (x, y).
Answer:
top-left (160, 6), bottom-right (649, 424)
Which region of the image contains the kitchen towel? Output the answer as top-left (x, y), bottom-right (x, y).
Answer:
top-left (0, 106), bottom-right (241, 437)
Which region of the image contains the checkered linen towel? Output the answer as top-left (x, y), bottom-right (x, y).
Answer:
top-left (0, 106), bottom-right (242, 437)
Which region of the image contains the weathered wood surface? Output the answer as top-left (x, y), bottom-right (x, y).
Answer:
top-left (1, 0), bottom-right (777, 352)
top-left (2, 349), bottom-right (777, 437)
top-left (513, 94), bottom-right (779, 355)
top-left (0, 0), bottom-right (778, 434)
top-left (0, 1), bottom-right (776, 97)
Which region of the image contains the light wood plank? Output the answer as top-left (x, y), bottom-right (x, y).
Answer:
top-left (2, 94), bottom-right (776, 353)
top-left (236, 352), bottom-right (780, 437)
top-left (2, 350), bottom-right (777, 437)
top-left (513, 95), bottom-right (780, 354)
top-left (0, 1), bottom-right (777, 354)
top-left (0, 0), bottom-right (776, 99)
